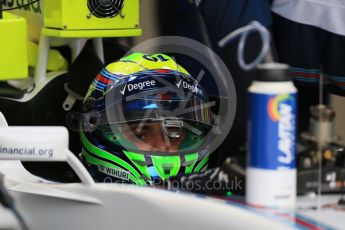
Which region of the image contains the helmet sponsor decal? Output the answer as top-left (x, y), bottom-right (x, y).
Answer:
top-left (175, 79), bottom-right (203, 96)
top-left (120, 80), bottom-right (156, 95)
top-left (98, 163), bottom-right (130, 181)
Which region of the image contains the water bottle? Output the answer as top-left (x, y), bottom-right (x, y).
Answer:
top-left (246, 63), bottom-right (297, 208)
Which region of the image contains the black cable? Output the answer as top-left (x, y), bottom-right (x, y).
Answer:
top-left (8, 206), bottom-right (29, 230)
top-left (0, 0), bottom-right (40, 12)
top-left (0, 174), bottom-right (14, 208)
top-left (0, 173), bottom-right (29, 230)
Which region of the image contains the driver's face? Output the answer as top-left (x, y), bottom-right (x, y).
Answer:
top-left (121, 122), bottom-right (186, 152)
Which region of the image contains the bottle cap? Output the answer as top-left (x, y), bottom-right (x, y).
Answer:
top-left (255, 63), bottom-right (291, 82)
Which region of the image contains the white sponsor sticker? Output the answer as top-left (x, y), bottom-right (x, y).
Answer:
top-left (98, 164), bottom-right (130, 181)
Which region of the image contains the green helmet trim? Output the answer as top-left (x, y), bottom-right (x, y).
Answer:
top-left (151, 156), bottom-right (181, 181)
top-left (123, 150), bottom-right (208, 181)
top-left (82, 129), bottom-right (210, 183)
top-left (81, 131), bottom-right (143, 181)
top-left (82, 149), bottom-right (146, 185)
top-left (200, 164), bottom-right (208, 172)
top-left (194, 155), bottom-right (209, 173)
top-left (184, 153), bottom-right (199, 174)
top-left (123, 150), bottom-right (151, 180)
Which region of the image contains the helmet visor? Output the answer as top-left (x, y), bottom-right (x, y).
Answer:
top-left (81, 71), bottom-right (216, 156)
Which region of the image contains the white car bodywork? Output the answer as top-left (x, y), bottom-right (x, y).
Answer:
top-left (0, 113), bottom-right (343, 230)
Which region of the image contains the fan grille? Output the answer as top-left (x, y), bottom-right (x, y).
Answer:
top-left (87, 0), bottom-right (124, 18)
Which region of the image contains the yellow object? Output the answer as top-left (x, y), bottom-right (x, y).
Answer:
top-left (0, 12), bottom-right (28, 80)
top-left (324, 150), bottom-right (333, 160)
top-left (43, 0), bottom-right (142, 38)
top-left (27, 41), bottom-right (68, 71)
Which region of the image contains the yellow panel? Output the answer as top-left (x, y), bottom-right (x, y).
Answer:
top-left (44, 0), bottom-right (140, 34)
top-left (0, 12), bottom-right (28, 80)
top-left (27, 41), bottom-right (68, 71)
top-left (43, 0), bottom-right (62, 29)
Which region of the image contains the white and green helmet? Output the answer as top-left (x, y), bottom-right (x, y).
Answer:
top-left (80, 52), bottom-right (214, 185)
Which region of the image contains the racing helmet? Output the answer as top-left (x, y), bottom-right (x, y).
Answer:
top-left (80, 52), bottom-right (214, 185)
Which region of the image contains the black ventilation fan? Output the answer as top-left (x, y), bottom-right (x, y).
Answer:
top-left (87, 0), bottom-right (124, 18)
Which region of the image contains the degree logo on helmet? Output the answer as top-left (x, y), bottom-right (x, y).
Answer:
top-left (175, 80), bottom-right (203, 96)
top-left (120, 80), bottom-right (156, 95)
